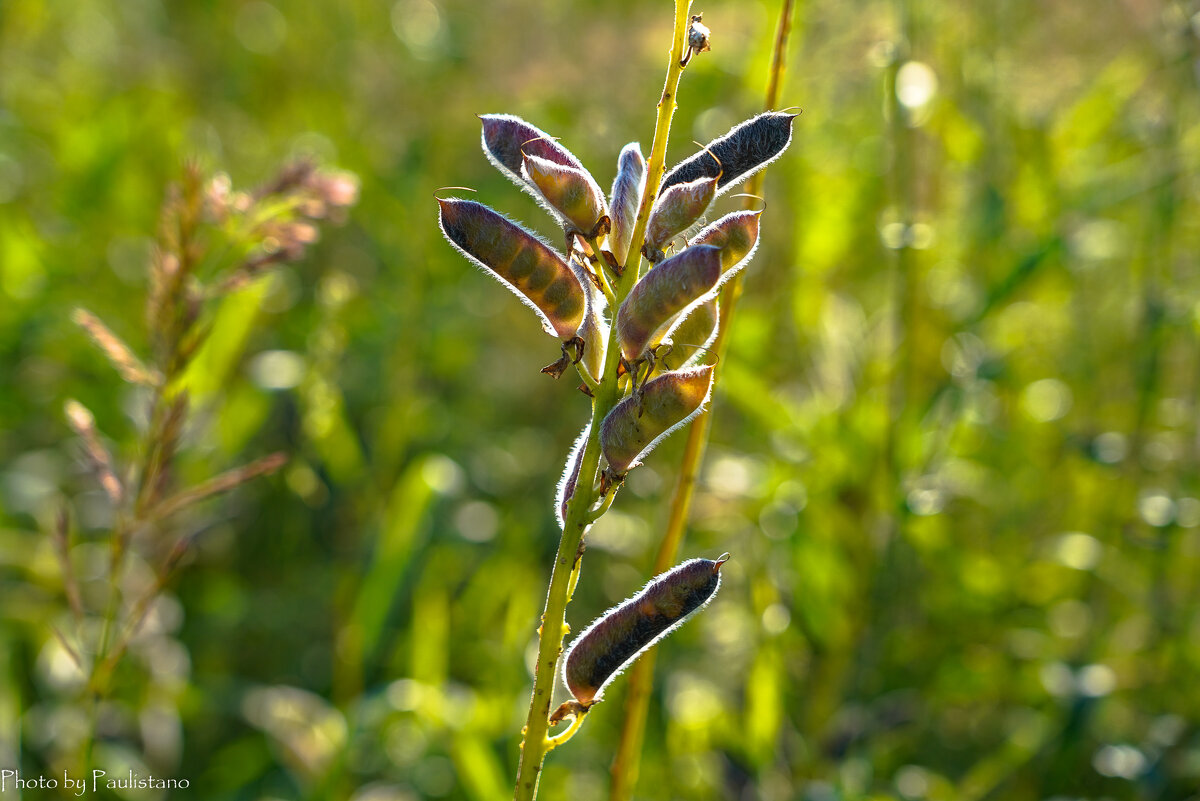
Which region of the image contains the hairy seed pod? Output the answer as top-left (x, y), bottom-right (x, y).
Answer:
top-left (479, 114), bottom-right (606, 229)
top-left (438, 198), bottom-right (586, 338)
top-left (600, 365), bottom-right (714, 473)
top-left (521, 153), bottom-right (606, 235)
top-left (608, 143), bottom-right (646, 266)
top-left (690, 209), bottom-right (762, 283)
top-left (480, 114), bottom-right (585, 180)
top-left (555, 425), bottom-right (590, 529)
top-left (578, 298), bottom-right (609, 384)
top-left (659, 112), bottom-right (797, 200)
top-left (616, 245), bottom-right (721, 361)
top-left (653, 298), bottom-right (718, 370)
top-left (644, 175), bottom-right (719, 255)
top-left (563, 555), bottom-right (729, 707)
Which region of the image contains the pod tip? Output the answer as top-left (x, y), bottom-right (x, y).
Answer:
top-left (714, 553), bottom-right (731, 571)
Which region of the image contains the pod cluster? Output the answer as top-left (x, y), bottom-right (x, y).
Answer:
top-left (438, 113), bottom-right (791, 726)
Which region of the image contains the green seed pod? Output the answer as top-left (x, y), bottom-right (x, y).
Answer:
top-left (616, 245), bottom-right (721, 361)
top-left (691, 210), bottom-right (762, 282)
top-left (653, 298), bottom-right (718, 370)
top-left (521, 152), bottom-right (606, 236)
top-left (563, 555), bottom-right (728, 707)
top-left (659, 112), bottom-right (796, 200)
top-left (608, 142), bottom-right (646, 266)
top-left (600, 365), bottom-right (714, 473)
top-left (437, 198), bottom-right (586, 339)
top-left (644, 174), bottom-right (720, 256)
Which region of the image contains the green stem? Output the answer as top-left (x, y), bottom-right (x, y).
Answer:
top-left (511, 5), bottom-right (693, 799)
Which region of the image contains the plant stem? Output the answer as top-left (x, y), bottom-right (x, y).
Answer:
top-left (511, 5), bottom-right (692, 799)
top-left (607, 3), bottom-right (795, 798)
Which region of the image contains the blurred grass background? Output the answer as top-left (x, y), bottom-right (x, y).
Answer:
top-left (3, 0), bottom-right (1200, 799)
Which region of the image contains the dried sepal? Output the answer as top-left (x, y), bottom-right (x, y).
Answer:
top-left (653, 298), bottom-right (718, 370)
top-left (659, 112), bottom-right (797, 200)
top-left (437, 198), bottom-right (587, 339)
top-left (563, 555), bottom-right (728, 707)
top-left (555, 425), bottom-right (591, 529)
top-left (685, 14), bottom-right (711, 60)
top-left (644, 174), bottom-right (720, 258)
top-left (690, 209), bottom-right (762, 283)
top-left (600, 365), bottom-right (714, 473)
top-left (521, 152), bottom-right (607, 236)
top-left (608, 143), bottom-right (646, 267)
top-left (616, 245), bottom-right (721, 361)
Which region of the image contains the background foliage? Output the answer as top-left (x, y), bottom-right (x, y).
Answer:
top-left (3, 0), bottom-right (1200, 799)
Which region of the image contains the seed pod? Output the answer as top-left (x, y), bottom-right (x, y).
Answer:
top-left (479, 114), bottom-right (606, 227)
top-left (690, 209), bottom-right (762, 284)
top-left (577, 297), bottom-right (609, 384)
top-left (555, 425), bottom-right (590, 529)
top-left (438, 198), bottom-right (586, 338)
top-left (608, 143), bottom-right (646, 267)
top-left (616, 245), bottom-right (721, 361)
top-left (659, 112), bottom-right (797, 200)
top-left (600, 365), bottom-right (714, 473)
top-left (644, 174), bottom-right (719, 256)
top-left (521, 153), bottom-right (606, 235)
top-left (480, 114), bottom-right (587, 182)
top-left (563, 555), bottom-right (729, 707)
top-left (653, 298), bottom-right (718, 370)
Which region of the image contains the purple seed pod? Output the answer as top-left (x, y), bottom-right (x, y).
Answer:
top-left (600, 365), bottom-right (714, 473)
top-left (653, 298), bottom-right (718, 370)
top-left (479, 115), bottom-right (605, 222)
top-left (577, 295), bottom-right (609, 384)
top-left (521, 152), bottom-right (607, 236)
top-left (608, 143), bottom-right (646, 267)
top-left (616, 245), bottom-right (721, 361)
top-left (437, 198), bottom-right (586, 339)
top-left (563, 554), bottom-right (729, 707)
top-left (480, 114), bottom-right (587, 180)
top-left (644, 174), bottom-right (720, 255)
top-left (691, 210), bottom-right (762, 284)
top-left (659, 112), bottom-right (797, 200)
top-left (555, 425), bottom-right (590, 529)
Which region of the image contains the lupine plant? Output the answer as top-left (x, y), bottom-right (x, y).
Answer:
top-left (436, 6), bottom-right (794, 798)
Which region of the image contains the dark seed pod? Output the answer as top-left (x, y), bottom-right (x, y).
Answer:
top-left (600, 365), bottom-right (714, 473)
top-left (644, 174), bottom-right (719, 256)
top-left (690, 209), bottom-right (762, 282)
top-left (659, 112), bottom-right (797, 200)
top-left (521, 152), bottom-right (607, 235)
top-left (555, 425), bottom-right (590, 529)
top-left (653, 298), bottom-right (718, 370)
top-left (438, 198), bottom-right (586, 338)
top-left (608, 143), bottom-right (646, 266)
top-left (616, 245), bottom-right (721, 361)
top-left (577, 298), bottom-right (609, 384)
top-left (563, 555), bottom-right (729, 707)
top-left (480, 114), bottom-right (586, 182)
top-left (479, 114), bottom-right (606, 226)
